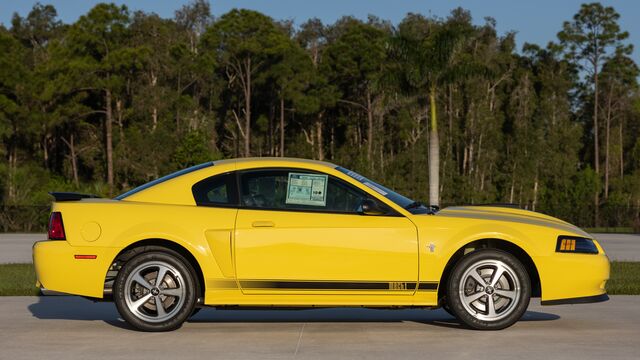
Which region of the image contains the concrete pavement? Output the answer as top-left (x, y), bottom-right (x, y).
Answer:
top-left (0, 295), bottom-right (638, 359)
top-left (1, 233), bottom-right (639, 264)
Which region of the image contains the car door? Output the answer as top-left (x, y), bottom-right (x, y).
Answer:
top-left (233, 168), bottom-right (419, 295)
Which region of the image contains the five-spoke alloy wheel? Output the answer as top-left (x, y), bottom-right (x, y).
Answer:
top-left (446, 249), bottom-right (531, 330)
top-left (114, 249), bottom-right (197, 331)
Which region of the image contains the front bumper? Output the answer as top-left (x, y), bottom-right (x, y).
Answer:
top-left (541, 293), bottom-right (609, 305)
top-left (537, 240), bottom-right (610, 303)
top-left (33, 240), bottom-right (118, 298)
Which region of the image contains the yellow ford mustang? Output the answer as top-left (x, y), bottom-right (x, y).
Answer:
top-left (33, 157), bottom-right (609, 331)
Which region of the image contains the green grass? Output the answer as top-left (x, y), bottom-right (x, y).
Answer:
top-left (584, 227), bottom-right (636, 234)
top-left (0, 263), bottom-right (40, 296)
top-left (607, 262), bottom-right (640, 295)
top-left (0, 261), bottom-right (638, 296)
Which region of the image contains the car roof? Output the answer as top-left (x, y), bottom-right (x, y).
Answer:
top-left (115, 156), bottom-right (411, 215)
top-left (216, 157), bottom-right (337, 169)
top-left (117, 157), bottom-right (340, 204)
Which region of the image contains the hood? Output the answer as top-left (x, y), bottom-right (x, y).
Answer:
top-left (434, 205), bottom-right (590, 237)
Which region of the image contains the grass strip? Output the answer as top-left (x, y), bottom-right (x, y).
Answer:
top-left (0, 261), bottom-right (638, 296)
top-left (585, 227), bottom-right (636, 234)
top-left (606, 261), bottom-right (640, 295)
top-left (0, 263), bottom-right (40, 296)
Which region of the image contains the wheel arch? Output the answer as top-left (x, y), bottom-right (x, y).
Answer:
top-left (105, 238), bottom-right (206, 302)
top-left (437, 238), bottom-right (541, 304)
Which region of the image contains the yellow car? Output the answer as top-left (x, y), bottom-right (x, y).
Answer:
top-left (33, 157), bottom-right (609, 331)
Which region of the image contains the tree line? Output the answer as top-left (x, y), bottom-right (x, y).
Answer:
top-left (1, 1), bottom-right (639, 230)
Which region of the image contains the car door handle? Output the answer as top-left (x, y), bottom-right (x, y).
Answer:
top-left (252, 221), bottom-right (275, 228)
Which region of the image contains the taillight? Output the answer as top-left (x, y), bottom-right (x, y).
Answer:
top-left (48, 212), bottom-right (66, 240)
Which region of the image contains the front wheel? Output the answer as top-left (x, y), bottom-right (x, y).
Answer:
top-left (114, 249), bottom-right (197, 331)
top-left (446, 249), bottom-right (531, 330)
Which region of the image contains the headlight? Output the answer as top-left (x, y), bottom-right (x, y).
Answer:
top-left (556, 236), bottom-right (598, 254)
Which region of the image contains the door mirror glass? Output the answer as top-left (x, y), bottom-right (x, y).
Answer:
top-left (361, 198), bottom-right (386, 216)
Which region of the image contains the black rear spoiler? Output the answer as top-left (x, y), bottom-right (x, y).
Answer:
top-left (49, 192), bottom-right (100, 201)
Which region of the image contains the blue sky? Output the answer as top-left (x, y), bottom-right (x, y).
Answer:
top-left (1, 0), bottom-right (638, 64)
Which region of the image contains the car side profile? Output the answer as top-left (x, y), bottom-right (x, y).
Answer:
top-left (33, 157), bottom-right (610, 331)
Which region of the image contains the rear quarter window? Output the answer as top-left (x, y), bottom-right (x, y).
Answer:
top-left (192, 172), bottom-right (238, 207)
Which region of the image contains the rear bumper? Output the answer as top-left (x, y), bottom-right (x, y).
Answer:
top-left (33, 240), bottom-right (118, 298)
top-left (39, 287), bottom-right (69, 296)
top-left (541, 293), bottom-right (609, 305)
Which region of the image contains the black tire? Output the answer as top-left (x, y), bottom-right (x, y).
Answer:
top-left (440, 302), bottom-right (455, 317)
top-left (446, 249), bottom-right (531, 330)
top-left (114, 248), bottom-right (197, 332)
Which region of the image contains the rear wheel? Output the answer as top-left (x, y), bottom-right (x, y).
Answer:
top-left (114, 249), bottom-right (197, 331)
top-left (446, 249), bottom-right (531, 330)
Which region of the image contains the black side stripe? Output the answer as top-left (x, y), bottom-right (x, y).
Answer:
top-left (418, 282), bottom-right (438, 290)
top-left (237, 280), bottom-right (439, 291)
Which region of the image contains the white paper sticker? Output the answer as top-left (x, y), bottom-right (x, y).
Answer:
top-left (286, 173), bottom-right (328, 206)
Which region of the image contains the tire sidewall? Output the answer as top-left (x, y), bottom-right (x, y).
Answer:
top-left (447, 249), bottom-right (531, 330)
top-left (114, 249), bottom-right (197, 332)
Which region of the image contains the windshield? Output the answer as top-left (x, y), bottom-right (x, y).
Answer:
top-left (336, 166), bottom-right (430, 213)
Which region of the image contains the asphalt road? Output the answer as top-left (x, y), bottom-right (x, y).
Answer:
top-left (594, 233), bottom-right (640, 261)
top-left (0, 233), bottom-right (44, 264)
top-left (0, 295), bottom-right (638, 359)
top-left (1, 233), bottom-right (638, 264)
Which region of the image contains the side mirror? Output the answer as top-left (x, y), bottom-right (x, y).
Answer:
top-left (361, 199), bottom-right (386, 216)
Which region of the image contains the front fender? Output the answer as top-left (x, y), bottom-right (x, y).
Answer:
top-left (412, 216), bottom-right (550, 292)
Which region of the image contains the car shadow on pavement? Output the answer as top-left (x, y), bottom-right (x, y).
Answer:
top-left (29, 296), bottom-right (118, 321)
top-left (188, 307), bottom-right (560, 330)
top-left (28, 296), bottom-right (560, 331)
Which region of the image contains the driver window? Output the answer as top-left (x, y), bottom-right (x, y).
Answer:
top-left (240, 170), bottom-right (287, 208)
top-left (239, 169), bottom-right (374, 214)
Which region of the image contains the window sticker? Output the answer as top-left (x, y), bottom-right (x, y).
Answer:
top-left (286, 172), bottom-right (328, 206)
top-left (363, 181), bottom-right (388, 196)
